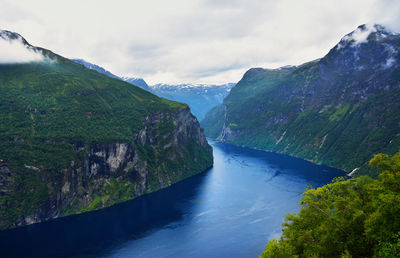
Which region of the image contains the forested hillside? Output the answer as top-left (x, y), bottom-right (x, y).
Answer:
top-left (202, 24), bottom-right (400, 177)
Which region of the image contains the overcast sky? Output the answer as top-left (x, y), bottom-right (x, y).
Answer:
top-left (1, 0), bottom-right (400, 85)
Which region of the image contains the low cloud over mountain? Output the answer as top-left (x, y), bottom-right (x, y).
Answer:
top-left (0, 30), bottom-right (48, 63)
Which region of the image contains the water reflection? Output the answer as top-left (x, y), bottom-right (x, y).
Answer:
top-left (0, 170), bottom-right (210, 258)
top-left (0, 140), bottom-right (345, 258)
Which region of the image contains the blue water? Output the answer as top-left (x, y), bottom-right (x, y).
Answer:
top-left (0, 140), bottom-right (345, 258)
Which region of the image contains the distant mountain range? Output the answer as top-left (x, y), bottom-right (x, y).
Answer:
top-left (72, 59), bottom-right (152, 91)
top-left (71, 59), bottom-right (235, 121)
top-left (121, 77), bottom-right (151, 91)
top-left (71, 59), bottom-right (120, 79)
top-left (151, 83), bottom-right (235, 121)
top-left (202, 24), bottom-right (400, 177)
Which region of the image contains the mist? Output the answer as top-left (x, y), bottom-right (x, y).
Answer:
top-left (0, 34), bottom-right (47, 64)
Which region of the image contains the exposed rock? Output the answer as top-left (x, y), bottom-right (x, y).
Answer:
top-left (0, 108), bottom-right (212, 230)
top-left (202, 24), bottom-right (400, 176)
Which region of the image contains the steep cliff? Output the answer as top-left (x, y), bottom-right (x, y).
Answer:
top-left (202, 24), bottom-right (400, 177)
top-left (0, 30), bottom-right (212, 230)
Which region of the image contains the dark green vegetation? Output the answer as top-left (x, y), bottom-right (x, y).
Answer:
top-left (202, 24), bottom-right (400, 177)
top-left (261, 150), bottom-right (400, 257)
top-left (0, 31), bottom-right (212, 230)
top-left (0, 61), bottom-right (182, 146)
top-left (71, 59), bottom-right (234, 121)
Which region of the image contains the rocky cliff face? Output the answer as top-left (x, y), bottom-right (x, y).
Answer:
top-left (202, 24), bottom-right (400, 177)
top-left (0, 107), bottom-right (212, 229)
top-left (0, 30), bottom-right (213, 230)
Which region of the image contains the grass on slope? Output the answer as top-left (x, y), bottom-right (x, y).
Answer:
top-left (0, 59), bottom-right (187, 170)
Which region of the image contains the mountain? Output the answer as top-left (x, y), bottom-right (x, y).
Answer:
top-left (71, 59), bottom-right (151, 91)
top-left (202, 24), bottom-right (400, 177)
top-left (71, 59), bottom-right (234, 119)
top-left (71, 59), bottom-right (120, 79)
top-left (151, 83), bottom-right (235, 121)
top-left (0, 30), bottom-right (213, 230)
top-left (122, 77), bottom-right (152, 92)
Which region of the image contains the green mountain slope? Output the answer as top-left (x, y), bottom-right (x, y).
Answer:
top-left (0, 30), bottom-right (213, 230)
top-left (202, 24), bottom-right (400, 177)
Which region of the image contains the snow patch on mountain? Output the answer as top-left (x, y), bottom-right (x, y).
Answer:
top-left (382, 44), bottom-right (398, 69)
top-left (151, 83), bottom-right (235, 90)
top-left (122, 77), bottom-right (150, 90)
top-left (151, 83), bottom-right (235, 120)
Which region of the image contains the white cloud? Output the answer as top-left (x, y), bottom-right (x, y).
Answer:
top-left (0, 0), bottom-right (399, 83)
top-left (384, 57), bottom-right (396, 68)
top-left (369, 0), bottom-right (400, 32)
top-left (341, 24), bottom-right (377, 46)
top-left (0, 33), bottom-right (47, 63)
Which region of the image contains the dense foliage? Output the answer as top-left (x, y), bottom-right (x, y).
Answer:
top-left (261, 150), bottom-right (400, 257)
top-left (0, 33), bottom-right (213, 229)
top-left (0, 43), bottom-right (191, 170)
top-left (202, 25), bottom-right (400, 177)
top-left (201, 104), bottom-right (225, 138)
top-left (0, 57), bottom-right (188, 221)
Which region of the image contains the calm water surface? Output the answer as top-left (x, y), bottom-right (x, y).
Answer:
top-left (0, 140), bottom-right (345, 258)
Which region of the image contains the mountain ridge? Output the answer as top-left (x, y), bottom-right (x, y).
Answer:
top-left (0, 30), bottom-right (213, 230)
top-left (202, 24), bottom-right (400, 177)
top-left (71, 59), bottom-right (152, 91)
top-left (122, 76), bottom-right (151, 91)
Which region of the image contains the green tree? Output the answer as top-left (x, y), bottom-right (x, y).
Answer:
top-left (261, 150), bottom-right (400, 257)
